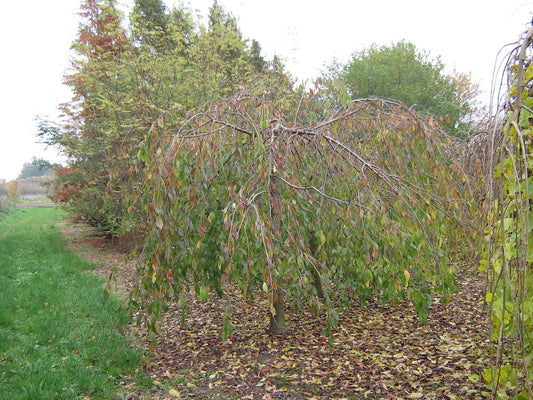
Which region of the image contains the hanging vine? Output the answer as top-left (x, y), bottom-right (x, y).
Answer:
top-left (481, 26), bottom-right (533, 399)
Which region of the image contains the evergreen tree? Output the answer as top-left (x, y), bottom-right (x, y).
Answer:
top-left (248, 39), bottom-right (267, 73)
top-left (130, 0), bottom-right (173, 54)
top-left (168, 6), bottom-right (195, 53)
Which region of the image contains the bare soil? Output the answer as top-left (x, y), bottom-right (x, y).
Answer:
top-left (17, 202), bottom-right (56, 208)
top-left (57, 220), bottom-right (138, 300)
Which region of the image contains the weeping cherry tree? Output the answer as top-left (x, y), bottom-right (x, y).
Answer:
top-left (132, 92), bottom-right (473, 337)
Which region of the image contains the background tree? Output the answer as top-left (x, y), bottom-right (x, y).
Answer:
top-left (449, 70), bottom-right (485, 132)
top-left (184, 1), bottom-right (249, 103)
top-left (130, 0), bottom-right (172, 53)
top-left (248, 39), bottom-right (267, 73)
top-left (55, 0), bottom-right (133, 233)
top-left (122, 1), bottom-right (285, 238)
top-left (41, 0), bottom-right (294, 238)
top-left (122, 2), bottom-right (197, 239)
top-left (6, 181), bottom-right (19, 199)
top-left (330, 41), bottom-right (473, 134)
top-left (16, 157), bottom-right (55, 197)
top-left (18, 157), bottom-right (54, 179)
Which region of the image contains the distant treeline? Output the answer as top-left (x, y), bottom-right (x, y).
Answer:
top-left (17, 176), bottom-right (54, 196)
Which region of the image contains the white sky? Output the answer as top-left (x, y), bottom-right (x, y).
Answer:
top-left (0, 0), bottom-right (530, 181)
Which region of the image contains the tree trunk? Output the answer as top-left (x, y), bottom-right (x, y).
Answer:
top-left (308, 231), bottom-right (325, 301)
top-left (268, 172), bottom-right (287, 335)
top-left (269, 286), bottom-right (287, 334)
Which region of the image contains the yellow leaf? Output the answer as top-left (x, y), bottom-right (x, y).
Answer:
top-left (485, 292), bottom-right (493, 303)
top-left (404, 269), bottom-right (410, 285)
top-left (168, 389), bottom-right (181, 398)
top-left (152, 271), bottom-right (157, 284)
top-left (262, 282), bottom-right (268, 293)
top-left (196, 240), bottom-right (202, 250)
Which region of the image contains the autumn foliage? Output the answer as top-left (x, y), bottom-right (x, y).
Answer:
top-left (39, 0), bottom-right (531, 397)
top-left (132, 93), bottom-right (475, 337)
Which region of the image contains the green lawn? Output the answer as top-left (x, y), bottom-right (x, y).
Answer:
top-left (0, 207), bottom-right (144, 399)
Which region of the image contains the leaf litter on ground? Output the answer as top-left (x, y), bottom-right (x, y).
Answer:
top-left (63, 222), bottom-right (492, 399)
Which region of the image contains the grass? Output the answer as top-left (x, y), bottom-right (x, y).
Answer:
top-left (0, 207), bottom-right (145, 399)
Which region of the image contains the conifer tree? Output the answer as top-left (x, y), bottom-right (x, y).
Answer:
top-left (130, 0), bottom-right (173, 54)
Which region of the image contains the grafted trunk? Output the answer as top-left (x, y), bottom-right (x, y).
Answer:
top-left (269, 286), bottom-right (287, 334)
top-left (268, 172), bottom-right (287, 335)
top-left (308, 231), bottom-right (325, 301)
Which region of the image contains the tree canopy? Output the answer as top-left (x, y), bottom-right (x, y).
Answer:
top-left (132, 92), bottom-right (474, 336)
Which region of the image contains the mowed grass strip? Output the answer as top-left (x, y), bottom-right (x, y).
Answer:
top-left (0, 208), bottom-right (143, 399)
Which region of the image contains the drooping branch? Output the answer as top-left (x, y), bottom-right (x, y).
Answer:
top-left (135, 92), bottom-right (469, 336)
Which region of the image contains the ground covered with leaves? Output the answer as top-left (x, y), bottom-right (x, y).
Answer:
top-left (62, 221), bottom-right (492, 399)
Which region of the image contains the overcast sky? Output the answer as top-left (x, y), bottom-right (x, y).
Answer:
top-left (0, 0), bottom-right (530, 181)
